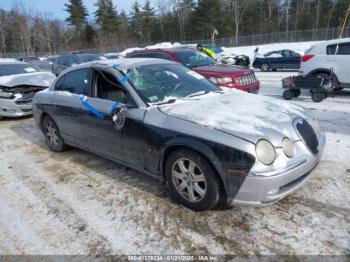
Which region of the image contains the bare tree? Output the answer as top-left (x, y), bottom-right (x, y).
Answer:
top-left (232, 0), bottom-right (248, 46)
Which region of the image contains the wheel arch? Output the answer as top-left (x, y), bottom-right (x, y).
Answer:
top-left (160, 141), bottom-right (227, 198)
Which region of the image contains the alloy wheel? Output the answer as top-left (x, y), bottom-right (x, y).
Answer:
top-left (171, 158), bottom-right (207, 203)
top-left (45, 120), bottom-right (59, 146)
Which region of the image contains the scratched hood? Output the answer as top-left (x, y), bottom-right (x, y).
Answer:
top-left (0, 72), bottom-right (55, 88)
top-left (159, 90), bottom-right (312, 145)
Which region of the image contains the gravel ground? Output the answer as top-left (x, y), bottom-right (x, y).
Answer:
top-left (0, 71), bottom-right (349, 255)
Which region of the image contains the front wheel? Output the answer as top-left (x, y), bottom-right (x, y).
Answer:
top-left (165, 149), bottom-right (222, 211)
top-left (42, 116), bottom-right (67, 152)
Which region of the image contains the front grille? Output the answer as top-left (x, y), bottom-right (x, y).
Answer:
top-left (236, 74), bottom-right (256, 86)
top-left (295, 118), bottom-right (319, 154)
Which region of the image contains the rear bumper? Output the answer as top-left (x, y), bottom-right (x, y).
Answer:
top-left (0, 98), bottom-right (33, 117)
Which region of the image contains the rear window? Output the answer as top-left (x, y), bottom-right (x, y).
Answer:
top-left (327, 43), bottom-right (350, 55)
top-left (0, 64), bottom-right (38, 77)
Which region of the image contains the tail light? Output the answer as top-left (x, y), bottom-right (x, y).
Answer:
top-left (302, 55), bottom-right (315, 62)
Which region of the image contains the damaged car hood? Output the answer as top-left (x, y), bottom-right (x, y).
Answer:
top-left (0, 72), bottom-right (55, 88)
top-left (158, 90), bottom-right (311, 144)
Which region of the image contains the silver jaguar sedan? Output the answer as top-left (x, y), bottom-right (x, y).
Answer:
top-left (32, 58), bottom-right (325, 211)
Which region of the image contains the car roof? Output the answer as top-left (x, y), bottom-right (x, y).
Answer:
top-left (61, 58), bottom-right (177, 74)
top-left (129, 47), bottom-right (197, 54)
top-left (322, 37), bottom-right (350, 45)
top-left (0, 60), bottom-right (29, 65)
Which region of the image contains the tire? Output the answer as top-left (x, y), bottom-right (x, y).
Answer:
top-left (261, 63), bottom-right (271, 72)
top-left (312, 92), bottom-right (325, 103)
top-left (283, 90), bottom-right (294, 100)
top-left (42, 115), bottom-right (67, 152)
top-left (165, 149), bottom-right (222, 211)
top-left (291, 89), bottom-right (301, 97)
top-left (312, 72), bottom-right (340, 90)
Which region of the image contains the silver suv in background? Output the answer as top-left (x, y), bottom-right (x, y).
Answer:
top-left (300, 38), bottom-right (350, 89)
top-left (52, 52), bottom-right (107, 76)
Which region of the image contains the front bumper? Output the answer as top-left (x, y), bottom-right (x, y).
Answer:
top-left (0, 97), bottom-right (33, 117)
top-left (220, 81), bottom-right (260, 93)
top-left (232, 133), bottom-right (325, 207)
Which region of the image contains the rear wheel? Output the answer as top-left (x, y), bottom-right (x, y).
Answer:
top-left (165, 149), bottom-right (222, 211)
top-left (42, 116), bottom-right (67, 152)
top-left (313, 72), bottom-right (340, 90)
top-left (261, 63), bottom-right (271, 72)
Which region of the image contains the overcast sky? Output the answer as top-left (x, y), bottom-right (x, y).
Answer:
top-left (0, 0), bottom-right (158, 20)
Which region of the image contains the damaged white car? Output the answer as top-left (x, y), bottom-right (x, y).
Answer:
top-left (0, 61), bottom-right (55, 118)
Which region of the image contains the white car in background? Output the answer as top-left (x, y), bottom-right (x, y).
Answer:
top-left (0, 61), bottom-right (55, 119)
top-left (300, 38), bottom-right (350, 89)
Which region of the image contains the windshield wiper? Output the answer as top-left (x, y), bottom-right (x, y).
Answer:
top-left (188, 90), bottom-right (223, 98)
top-left (154, 98), bottom-right (177, 105)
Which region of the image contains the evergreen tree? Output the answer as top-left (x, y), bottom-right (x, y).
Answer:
top-left (64, 0), bottom-right (88, 30)
top-left (94, 0), bottom-right (120, 35)
top-left (141, 0), bottom-right (156, 42)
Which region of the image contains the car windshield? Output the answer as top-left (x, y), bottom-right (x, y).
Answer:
top-left (77, 54), bottom-right (107, 63)
top-left (0, 64), bottom-right (38, 77)
top-left (173, 50), bottom-right (216, 68)
top-left (126, 63), bottom-right (221, 104)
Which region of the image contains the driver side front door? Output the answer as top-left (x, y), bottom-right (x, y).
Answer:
top-left (81, 70), bottom-right (147, 170)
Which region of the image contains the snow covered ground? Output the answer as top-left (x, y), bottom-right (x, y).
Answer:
top-left (0, 71), bottom-right (349, 255)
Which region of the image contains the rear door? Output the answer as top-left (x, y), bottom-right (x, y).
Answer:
top-left (51, 68), bottom-right (93, 147)
top-left (327, 42), bottom-right (350, 85)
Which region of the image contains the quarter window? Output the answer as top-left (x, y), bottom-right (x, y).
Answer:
top-left (54, 68), bottom-right (92, 95)
top-left (327, 43), bottom-right (350, 55)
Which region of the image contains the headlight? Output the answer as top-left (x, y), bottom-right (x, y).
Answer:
top-left (282, 137), bottom-right (294, 158)
top-left (0, 91), bottom-right (14, 99)
top-left (255, 139), bottom-right (276, 165)
top-left (212, 77), bottom-right (232, 84)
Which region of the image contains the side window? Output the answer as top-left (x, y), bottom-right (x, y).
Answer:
top-left (95, 71), bottom-right (126, 103)
top-left (62, 55), bottom-right (70, 66)
top-left (327, 43), bottom-right (350, 55)
top-left (338, 43), bottom-right (350, 55)
top-left (54, 68), bottom-right (92, 95)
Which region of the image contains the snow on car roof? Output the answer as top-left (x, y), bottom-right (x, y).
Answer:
top-left (76, 58), bottom-right (177, 71)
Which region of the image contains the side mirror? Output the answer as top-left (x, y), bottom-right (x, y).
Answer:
top-left (111, 106), bottom-right (127, 131)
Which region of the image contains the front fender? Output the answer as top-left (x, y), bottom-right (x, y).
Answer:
top-left (159, 136), bottom-right (255, 202)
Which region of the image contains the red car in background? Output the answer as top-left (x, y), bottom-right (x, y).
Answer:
top-left (125, 48), bottom-right (260, 93)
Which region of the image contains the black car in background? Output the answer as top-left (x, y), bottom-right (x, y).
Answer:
top-left (52, 52), bottom-right (107, 76)
top-left (253, 49), bottom-right (301, 72)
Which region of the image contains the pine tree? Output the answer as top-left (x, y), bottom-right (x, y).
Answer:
top-left (129, 0), bottom-right (142, 39)
top-left (94, 0), bottom-right (120, 35)
top-left (141, 0), bottom-right (156, 42)
top-left (64, 0), bottom-right (88, 30)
